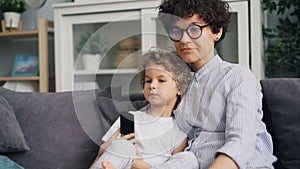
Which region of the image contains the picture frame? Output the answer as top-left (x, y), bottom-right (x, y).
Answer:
top-left (12, 54), bottom-right (39, 77)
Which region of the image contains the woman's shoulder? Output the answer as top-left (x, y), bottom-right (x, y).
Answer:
top-left (221, 61), bottom-right (255, 79)
top-left (217, 61), bottom-right (258, 91)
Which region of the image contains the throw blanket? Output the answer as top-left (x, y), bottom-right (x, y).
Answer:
top-left (0, 155), bottom-right (24, 169)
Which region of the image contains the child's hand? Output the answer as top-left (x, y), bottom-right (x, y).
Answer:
top-left (120, 132), bottom-right (136, 144)
top-left (102, 161), bottom-right (116, 169)
top-left (99, 128), bottom-right (121, 156)
top-left (131, 144), bottom-right (152, 169)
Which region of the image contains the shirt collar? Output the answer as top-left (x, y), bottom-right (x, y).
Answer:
top-left (193, 55), bottom-right (222, 81)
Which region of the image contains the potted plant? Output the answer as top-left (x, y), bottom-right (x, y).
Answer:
top-left (0, 0), bottom-right (26, 29)
top-left (262, 0), bottom-right (300, 78)
top-left (75, 32), bottom-right (109, 70)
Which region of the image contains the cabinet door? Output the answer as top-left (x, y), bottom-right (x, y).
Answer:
top-left (217, 1), bottom-right (249, 68)
top-left (73, 11), bottom-right (143, 93)
top-left (55, 9), bottom-right (144, 92)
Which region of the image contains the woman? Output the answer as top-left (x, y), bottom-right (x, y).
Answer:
top-left (149, 0), bottom-right (277, 169)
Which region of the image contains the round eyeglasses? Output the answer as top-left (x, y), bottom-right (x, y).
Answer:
top-left (168, 24), bottom-right (210, 42)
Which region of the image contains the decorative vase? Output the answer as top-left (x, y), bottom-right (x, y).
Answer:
top-left (82, 54), bottom-right (102, 70)
top-left (3, 12), bottom-right (21, 29)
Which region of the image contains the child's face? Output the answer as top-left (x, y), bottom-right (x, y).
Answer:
top-left (143, 64), bottom-right (180, 108)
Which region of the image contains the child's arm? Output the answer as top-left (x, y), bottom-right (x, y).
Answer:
top-left (89, 129), bottom-right (121, 169)
top-left (172, 138), bottom-right (188, 154)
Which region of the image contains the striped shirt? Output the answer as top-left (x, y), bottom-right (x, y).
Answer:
top-left (173, 55), bottom-right (277, 169)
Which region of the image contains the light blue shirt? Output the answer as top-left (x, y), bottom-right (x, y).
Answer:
top-left (174, 55), bottom-right (277, 169)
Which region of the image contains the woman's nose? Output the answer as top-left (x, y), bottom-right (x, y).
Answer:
top-left (181, 31), bottom-right (191, 43)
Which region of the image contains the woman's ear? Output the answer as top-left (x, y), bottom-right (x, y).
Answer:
top-left (177, 88), bottom-right (182, 96)
top-left (215, 27), bottom-right (223, 41)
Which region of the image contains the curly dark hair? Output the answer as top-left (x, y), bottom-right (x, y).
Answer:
top-left (138, 50), bottom-right (192, 95)
top-left (158, 0), bottom-right (231, 45)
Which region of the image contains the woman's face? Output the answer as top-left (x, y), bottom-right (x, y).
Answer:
top-left (173, 14), bottom-right (222, 71)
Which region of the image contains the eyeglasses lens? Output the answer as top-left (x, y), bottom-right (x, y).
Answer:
top-left (188, 25), bottom-right (202, 38)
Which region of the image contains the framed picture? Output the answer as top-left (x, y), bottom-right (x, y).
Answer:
top-left (12, 54), bottom-right (39, 77)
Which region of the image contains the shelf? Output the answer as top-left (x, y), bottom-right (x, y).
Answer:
top-left (0, 76), bottom-right (39, 81)
top-left (0, 30), bottom-right (54, 40)
top-left (0, 30), bottom-right (39, 38)
top-left (0, 18), bottom-right (53, 92)
top-left (0, 21), bottom-right (54, 40)
top-left (75, 68), bottom-right (138, 75)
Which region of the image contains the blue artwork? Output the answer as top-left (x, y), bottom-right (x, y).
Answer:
top-left (12, 54), bottom-right (38, 77)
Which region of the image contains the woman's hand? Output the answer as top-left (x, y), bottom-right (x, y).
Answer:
top-left (131, 145), bottom-right (152, 169)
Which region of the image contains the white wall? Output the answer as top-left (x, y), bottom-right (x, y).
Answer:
top-left (22, 0), bottom-right (72, 30)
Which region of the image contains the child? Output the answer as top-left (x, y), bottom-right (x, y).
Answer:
top-left (90, 49), bottom-right (192, 169)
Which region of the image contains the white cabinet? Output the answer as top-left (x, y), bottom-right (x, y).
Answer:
top-left (53, 0), bottom-right (263, 92)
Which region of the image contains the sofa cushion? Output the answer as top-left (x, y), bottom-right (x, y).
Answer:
top-left (96, 95), bottom-right (149, 126)
top-left (0, 95), bottom-right (30, 153)
top-left (261, 78), bottom-right (300, 169)
top-left (0, 87), bottom-right (119, 169)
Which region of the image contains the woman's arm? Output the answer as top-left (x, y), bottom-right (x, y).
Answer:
top-left (215, 67), bottom-right (258, 168)
top-left (131, 143), bottom-right (152, 169)
top-left (172, 138), bottom-right (188, 154)
top-left (208, 153), bottom-right (238, 169)
top-left (131, 158), bottom-right (152, 169)
top-left (131, 138), bottom-right (188, 169)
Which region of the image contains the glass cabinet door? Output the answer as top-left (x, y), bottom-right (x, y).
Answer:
top-left (55, 8), bottom-right (146, 93)
top-left (71, 11), bottom-right (143, 93)
top-left (217, 1), bottom-right (249, 68)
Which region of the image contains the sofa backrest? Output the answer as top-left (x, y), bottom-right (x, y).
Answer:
top-left (261, 78), bottom-right (300, 169)
top-left (0, 86), bottom-right (147, 169)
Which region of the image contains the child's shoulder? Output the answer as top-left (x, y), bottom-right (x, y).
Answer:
top-left (128, 110), bottom-right (144, 115)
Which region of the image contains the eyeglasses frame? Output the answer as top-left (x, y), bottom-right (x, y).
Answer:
top-left (168, 24), bottom-right (210, 42)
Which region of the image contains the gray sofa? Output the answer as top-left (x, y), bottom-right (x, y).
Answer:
top-left (0, 78), bottom-right (299, 169)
